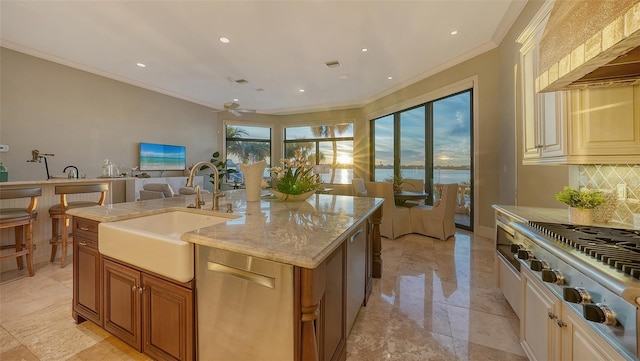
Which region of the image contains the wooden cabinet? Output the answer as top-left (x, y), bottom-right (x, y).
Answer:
top-left (567, 85), bottom-right (640, 163)
top-left (73, 217), bottom-right (102, 325)
top-left (103, 257), bottom-right (195, 361)
top-left (520, 267), bottom-right (623, 361)
top-left (497, 254), bottom-right (521, 318)
top-left (321, 243), bottom-right (346, 361)
top-left (519, 1), bottom-right (568, 165)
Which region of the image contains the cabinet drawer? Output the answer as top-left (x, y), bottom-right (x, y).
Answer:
top-left (74, 236), bottom-right (98, 251)
top-left (74, 217), bottom-right (99, 241)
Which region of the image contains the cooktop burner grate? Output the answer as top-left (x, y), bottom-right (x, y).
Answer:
top-left (529, 222), bottom-right (640, 279)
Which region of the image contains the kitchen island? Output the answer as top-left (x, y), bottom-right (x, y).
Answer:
top-left (67, 190), bottom-right (383, 361)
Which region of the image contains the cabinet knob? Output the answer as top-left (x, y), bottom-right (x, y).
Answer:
top-left (138, 287), bottom-right (145, 294)
top-left (132, 285), bottom-right (137, 292)
top-left (547, 312), bottom-right (557, 319)
top-left (78, 241), bottom-right (87, 246)
top-left (79, 226), bottom-right (90, 231)
top-left (556, 319), bottom-right (567, 328)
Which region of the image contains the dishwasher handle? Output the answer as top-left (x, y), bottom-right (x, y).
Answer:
top-left (207, 261), bottom-right (275, 289)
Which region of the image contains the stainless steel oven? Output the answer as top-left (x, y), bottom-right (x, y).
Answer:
top-left (496, 219), bottom-right (519, 272)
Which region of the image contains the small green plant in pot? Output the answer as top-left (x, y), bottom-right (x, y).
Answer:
top-left (385, 172), bottom-right (404, 193)
top-left (555, 186), bottom-right (606, 225)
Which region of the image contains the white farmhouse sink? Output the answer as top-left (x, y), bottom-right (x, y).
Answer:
top-left (98, 210), bottom-right (231, 282)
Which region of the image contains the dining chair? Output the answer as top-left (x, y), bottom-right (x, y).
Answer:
top-left (365, 182), bottom-right (412, 240)
top-left (351, 178), bottom-right (367, 196)
top-left (409, 183), bottom-right (458, 240)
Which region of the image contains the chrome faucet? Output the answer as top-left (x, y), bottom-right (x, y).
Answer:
top-left (186, 161), bottom-right (225, 210)
top-left (63, 165), bottom-right (79, 179)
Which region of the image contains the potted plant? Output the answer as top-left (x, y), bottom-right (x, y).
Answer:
top-left (201, 151), bottom-right (237, 189)
top-left (269, 149), bottom-right (323, 201)
top-left (555, 186), bottom-right (606, 225)
top-left (385, 172), bottom-right (404, 193)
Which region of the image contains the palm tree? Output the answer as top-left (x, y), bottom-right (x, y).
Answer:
top-left (226, 126), bottom-right (248, 160)
top-left (311, 124), bottom-right (351, 183)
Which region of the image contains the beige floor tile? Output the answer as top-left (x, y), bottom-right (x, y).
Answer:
top-left (0, 325), bottom-right (21, 352)
top-left (0, 344), bottom-right (40, 361)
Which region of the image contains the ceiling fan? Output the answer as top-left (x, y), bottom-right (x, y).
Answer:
top-left (211, 102), bottom-right (255, 117)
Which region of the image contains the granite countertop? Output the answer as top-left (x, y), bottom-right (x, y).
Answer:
top-left (493, 205), bottom-right (639, 230)
top-left (68, 189), bottom-right (383, 268)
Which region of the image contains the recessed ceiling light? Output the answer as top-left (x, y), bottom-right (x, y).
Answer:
top-left (219, 37), bottom-right (230, 43)
top-left (299, 89), bottom-right (305, 93)
top-left (362, 48), bottom-right (368, 52)
top-left (387, 76), bottom-right (393, 80)
top-left (338, 74), bottom-right (350, 79)
top-left (233, 98), bottom-right (239, 102)
top-left (136, 63), bottom-right (146, 68)
top-left (450, 30), bottom-right (458, 35)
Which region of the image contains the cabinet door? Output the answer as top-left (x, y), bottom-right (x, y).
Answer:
top-left (141, 273), bottom-right (194, 361)
top-left (521, 38), bottom-right (541, 160)
top-left (569, 85), bottom-right (640, 160)
top-left (73, 237), bottom-right (102, 325)
top-left (560, 306), bottom-right (625, 361)
top-left (103, 258), bottom-right (142, 350)
top-left (322, 244), bottom-right (346, 361)
top-left (346, 226), bottom-right (366, 334)
top-left (521, 269), bottom-right (560, 361)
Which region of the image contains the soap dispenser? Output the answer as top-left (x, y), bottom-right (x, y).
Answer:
top-left (0, 163), bottom-right (7, 182)
top-left (102, 159), bottom-right (111, 177)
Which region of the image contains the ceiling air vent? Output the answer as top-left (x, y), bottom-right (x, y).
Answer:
top-left (234, 79), bottom-right (249, 84)
top-left (324, 60), bottom-right (341, 68)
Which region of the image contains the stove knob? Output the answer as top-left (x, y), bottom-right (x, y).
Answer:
top-left (583, 303), bottom-right (617, 326)
top-left (530, 259), bottom-right (549, 272)
top-left (517, 249), bottom-right (534, 260)
top-left (541, 269), bottom-right (564, 285)
top-left (510, 244), bottom-right (523, 254)
top-left (563, 287), bottom-right (592, 304)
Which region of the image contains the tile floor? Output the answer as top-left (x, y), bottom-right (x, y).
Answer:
top-left (0, 230), bottom-right (526, 361)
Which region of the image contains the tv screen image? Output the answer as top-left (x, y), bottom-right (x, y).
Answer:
top-left (139, 142), bottom-right (186, 171)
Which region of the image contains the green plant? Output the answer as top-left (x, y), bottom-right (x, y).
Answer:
top-left (269, 149), bottom-right (322, 195)
top-left (555, 186), bottom-right (605, 210)
top-left (201, 151), bottom-right (237, 188)
top-left (385, 172), bottom-right (404, 192)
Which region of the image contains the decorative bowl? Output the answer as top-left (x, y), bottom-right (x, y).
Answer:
top-left (271, 189), bottom-right (315, 202)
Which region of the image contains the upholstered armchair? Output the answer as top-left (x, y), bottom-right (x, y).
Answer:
top-left (409, 183), bottom-right (458, 240)
top-left (365, 181), bottom-right (412, 240)
top-left (351, 178), bottom-right (367, 196)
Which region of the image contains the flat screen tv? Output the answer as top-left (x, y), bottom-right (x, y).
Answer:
top-left (139, 142), bottom-right (186, 171)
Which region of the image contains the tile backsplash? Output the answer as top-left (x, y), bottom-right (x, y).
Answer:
top-left (579, 164), bottom-right (640, 225)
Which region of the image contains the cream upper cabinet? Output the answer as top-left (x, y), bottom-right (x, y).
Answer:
top-left (566, 85), bottom-right (640, 164)
top-left (519, 2), bottom-right (568, 165)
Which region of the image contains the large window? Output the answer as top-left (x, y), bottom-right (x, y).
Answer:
top-left (371, 90), bottom-right (473, 230)
top-left (283, 123), bottom-right (354, 184)
top-left (225, 124), bottom-right (272, 181)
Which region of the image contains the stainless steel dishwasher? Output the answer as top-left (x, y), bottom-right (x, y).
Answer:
top-left (196, 246), bottom-right (294, 360)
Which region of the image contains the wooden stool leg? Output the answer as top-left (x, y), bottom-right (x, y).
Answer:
top-left (25, 221), bottom-right (34, 277)
top-left (60, 216), bottom-right (70, 268)
top-left (50, 217), bottom-right (58, 262)
top-left (15, 225), bottom-right (24, 270)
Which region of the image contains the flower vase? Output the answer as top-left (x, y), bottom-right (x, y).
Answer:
top-left (240, 161), bottom-right (266, 202)
top-left (569, 207), bottom-right (593, 226)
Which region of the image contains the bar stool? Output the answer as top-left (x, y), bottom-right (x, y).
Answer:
top-left (0, 187), bottom-right (42, 277)
top-left (49, 183), bottom-right (108, 267)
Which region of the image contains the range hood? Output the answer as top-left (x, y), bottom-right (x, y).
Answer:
top-left (537, 0), bottom-right (640, 93)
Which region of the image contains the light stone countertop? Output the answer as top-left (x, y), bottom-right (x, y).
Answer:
top-left (68, 189), bottom-right (384, 268)
top-left (0, 177), bottom-right (131, 186)
top-left (493, 205), bottom-right (639, 230)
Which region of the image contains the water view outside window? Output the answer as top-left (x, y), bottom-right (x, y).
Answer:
top-left (284, 123), bottom-right (354, 184)
top-left (371, 89), bottom-right (473, 229)
top-left (225, 125), bottom-right (272, 180)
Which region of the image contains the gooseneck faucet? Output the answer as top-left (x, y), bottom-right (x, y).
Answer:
top-left (186, 161), bottom-right (225, 210)
top-left (63, 165), bottom-right (79, 179)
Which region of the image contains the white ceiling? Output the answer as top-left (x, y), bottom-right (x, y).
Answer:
top-left (1, 0), bottom-right (527, 115)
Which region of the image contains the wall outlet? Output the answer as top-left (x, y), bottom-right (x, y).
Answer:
top-left (617, 183), bottom-right (627, 200)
